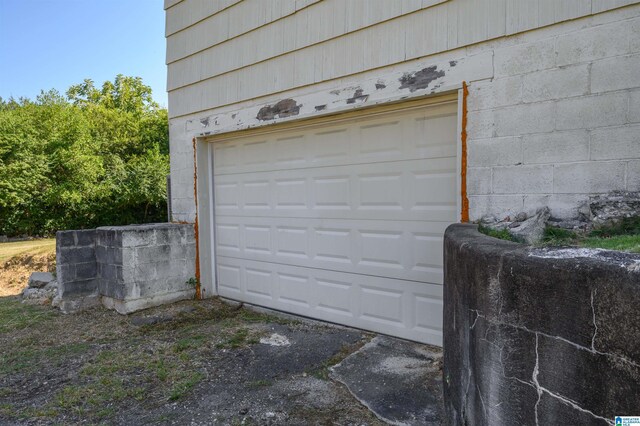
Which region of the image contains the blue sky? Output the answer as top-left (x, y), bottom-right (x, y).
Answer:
top-left (0, 0), bottom-right (167, 106)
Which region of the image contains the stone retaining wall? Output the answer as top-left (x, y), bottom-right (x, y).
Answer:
top-left (56, 223), bottom-right (196, 314)
top-left (443, 224), bottom-right (640, 425)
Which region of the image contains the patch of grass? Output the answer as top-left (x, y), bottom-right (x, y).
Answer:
top-left (49, 346), bottom-right (205, 420)
top-left (0, 297), bottom-right (56, 334)
top-left (174, 335), bottom-right (206, 353)
top-left (216, 328), bottom-right (252, 349)
top-left (590, 216), bottom-right (640, 238)
top-left (477, 224), bottom-right (522, 243)
top-left (237, 308), bottom-right (299, 326)
top-left (0, 239), bottom-right (55, 263)
top-left (169, 371), bottom-right (204, 401)
top-left (0, 403), bottom-right (15, 417)
top-left (541, 226), bottom-right (577, 246)
top-left (480, 215), bottom-right (640, 253)
top-left (0, 342), bottom-right (89, 375)
top-left (541, 216), bottom-right (640, 253)
top-left (582, 235), bottom-right (640, 252)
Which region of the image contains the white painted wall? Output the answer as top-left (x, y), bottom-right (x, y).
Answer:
top-left (166, 1), bottom-right (640, 223)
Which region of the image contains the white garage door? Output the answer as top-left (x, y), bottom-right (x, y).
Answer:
top-left (211, 99), bottom-right (458, 345)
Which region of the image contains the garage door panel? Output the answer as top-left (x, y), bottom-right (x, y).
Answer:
top-left (215, 216), bottom-right (447, 283)
top-left (212, 105), bottom-right (457, 176)
top-left (211, 100), bottom-right (457, 346)
top-left (213, 157), bottom-right (457, 221)
top-left (216, 256), bottom-right (444, 344)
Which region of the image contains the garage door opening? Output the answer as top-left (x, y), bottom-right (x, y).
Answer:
top-left (199, 94), bottom-right (461, 346)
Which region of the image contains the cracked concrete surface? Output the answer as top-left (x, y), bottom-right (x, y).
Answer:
top-left (444, 224), bottom-right (640, 426)
top-left (330, 336), bottom-right (444, 426)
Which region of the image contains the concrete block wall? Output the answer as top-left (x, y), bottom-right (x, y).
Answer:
top-left (99, 224), bottom-right (196, 314)
top-left (167, 4), bottom-right (640, 224)
top-left (56, 224), bottom-right (196, 314)
top-left (467, 8), bottom-right (640, 220)
top-left (56, 229), bottom-right (100, 313)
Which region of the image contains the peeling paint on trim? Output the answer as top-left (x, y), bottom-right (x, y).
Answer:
top-left (183, 52), bottom-right (491, 137)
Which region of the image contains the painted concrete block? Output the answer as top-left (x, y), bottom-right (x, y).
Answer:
top-left (468, 195), bottom-right (524, 221)
top-left (467, 76), bottom-right (522, 111)
top-left (556, 21), bottom-right (630, 66)
top-left (590, 124), bottom-right (640, 160)
top-left (555, 92), bottom-right (628, 130)
top-left (494, 39), bottom-right (556, 77)
top-left (628, 160), bottom-right (640, 190)
top-left (467, 167), bottom-right (492, 195)
top-left (466, 110), bottom-right (495, 139)
top-left (630, 89), bottom-right (640, 123)
top-left (494, 102), bottom-right (556, 136)
top-left (553, 161), bottom-right (627, 193)
top-left (522, 64), bottom-right (589, 103)
top-left (492, 164), bottom-right (554, 194)
top-left (631, 17), bottom-right (640, 52)
top-left (522, 130), bottom-right (590, 164)
top-left (468, 136), bottom-right (522, 167)
top-left (591, 54), bottom-right (640, 93)
top-left (523, 194), bottom-right (590, 219)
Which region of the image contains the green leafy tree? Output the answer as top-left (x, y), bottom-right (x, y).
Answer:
top-left (0, 76), bottom-right (169, 236)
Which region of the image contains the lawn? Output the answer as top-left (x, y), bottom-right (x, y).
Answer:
top-left (0, 239), bottom-right (56, 297)
top-left (0, 239), bottom-right (55, 263)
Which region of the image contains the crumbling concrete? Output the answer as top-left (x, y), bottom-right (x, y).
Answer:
top-left (589, 191), bottom-right (640, 227)
top-left (22, 272), bottom-right (58, 306)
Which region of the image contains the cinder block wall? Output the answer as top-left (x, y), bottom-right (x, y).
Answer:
top-left (466, 12), bottom-right (640, 220)
top-left (99, 224), bottom-right (197, 314)
top-left (56, 224), bottom-right (196, 314)
top-left (56, 229), bottom-right (100, 312)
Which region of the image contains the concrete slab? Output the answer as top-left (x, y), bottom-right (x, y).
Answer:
top-left (330, 336), bottom-right (444, 426)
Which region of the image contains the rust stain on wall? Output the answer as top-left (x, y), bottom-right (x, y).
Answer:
top-left (460, 82), bottom-right (470, 223)
top-left (192, 138), bottom-right (202, 299)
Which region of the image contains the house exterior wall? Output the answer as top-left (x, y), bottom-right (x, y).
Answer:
top-left (166, 0), bottom-right (640, 223)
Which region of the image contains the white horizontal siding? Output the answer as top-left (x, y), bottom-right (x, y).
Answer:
top-left (165, 0), bottom-right (242, 36)
top-left (166, 0), bottom-right (446, 67)
top-left (166, 0), bottom-right (640, 118)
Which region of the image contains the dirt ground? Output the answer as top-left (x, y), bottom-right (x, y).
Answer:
top-left (0, 240), bottom-right (56, 297)
top-left (0, 297), bottom-right (384, 425)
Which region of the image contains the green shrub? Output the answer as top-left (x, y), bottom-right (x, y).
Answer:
top-left (0, 76), bottom-right (169, 236)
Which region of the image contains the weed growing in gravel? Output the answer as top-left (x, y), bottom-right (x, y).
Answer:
top-left (477, 224), bottom-right (522, 243)
top-left (308, 338), bottom-right (371, 380)
top-left (216, 328), bottom-right (252, 349)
